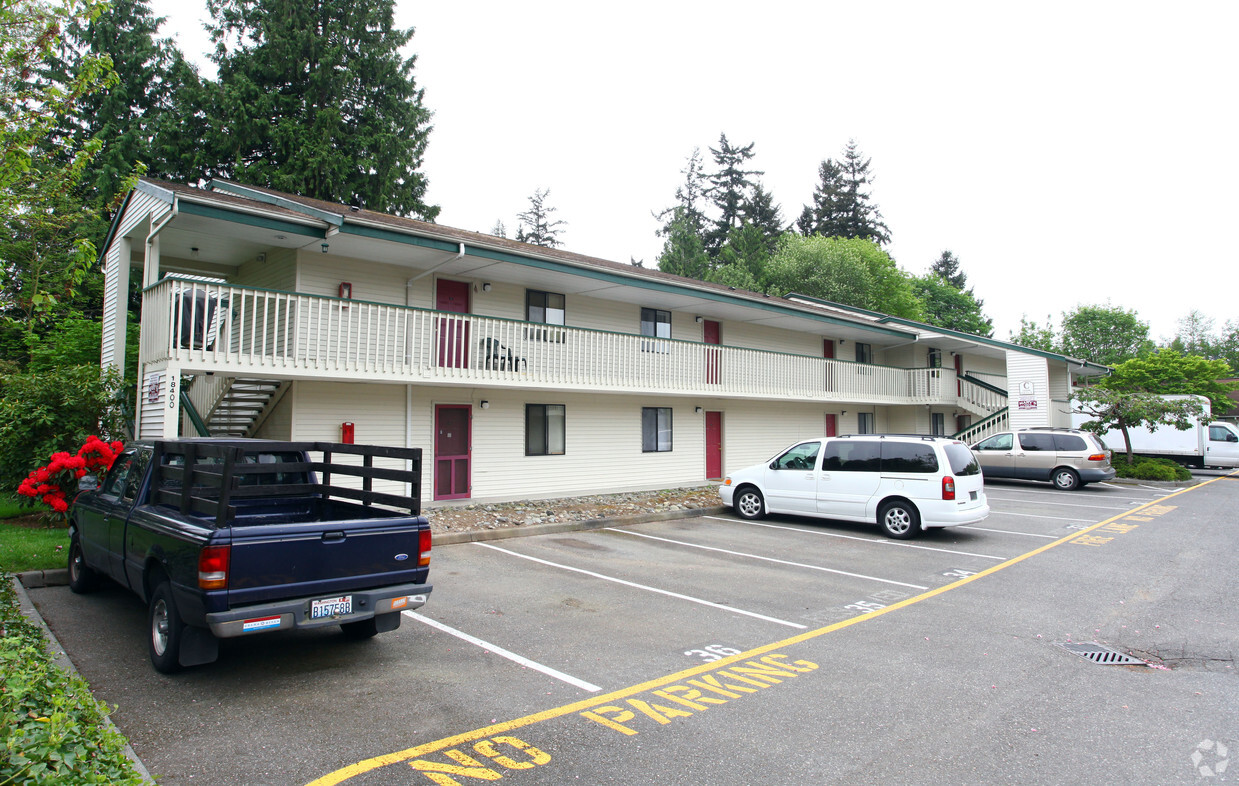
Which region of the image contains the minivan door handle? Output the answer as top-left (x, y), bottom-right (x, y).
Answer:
top-left (322, 531), bottom-right (346, 543)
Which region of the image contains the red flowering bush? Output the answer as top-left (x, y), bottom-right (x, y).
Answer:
top-left (16, 436), bottom-right (125, 515)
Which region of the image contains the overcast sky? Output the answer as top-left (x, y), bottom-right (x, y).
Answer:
top-left (150, 1), bottom-right (1238, 344)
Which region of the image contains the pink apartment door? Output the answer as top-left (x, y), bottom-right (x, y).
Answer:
top-left (704, 320), bottom-right (721, 384)
top-left (434, 405), bottom-right (471, 500)
top-left (705, 411), bottom-right (723, 480)
top-left (436, 279), bottom-right (470, 368)
top-left (823, 339), bottom-right (835, 390)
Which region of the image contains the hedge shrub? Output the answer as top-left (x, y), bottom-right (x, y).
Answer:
top-left (1111, 456), bottom-right (1192, 481)
top-left (0, 575), bottom-right (146, 784)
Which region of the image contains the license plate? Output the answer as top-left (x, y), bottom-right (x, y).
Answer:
top-left (311, 595), bottom-right (352, 619)
top-left (970, 491), bottom-right (978, 501)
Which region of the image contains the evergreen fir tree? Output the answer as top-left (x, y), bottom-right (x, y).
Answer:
top-left (799, 158), bottom-right (845, 237)
top-left (202, 0), bottom-right (438, 219)
top-left (740, 182), bottom-right (785, 254)
top-left (654, 148), bottom-right (708, 240)
top-left (930, 250), bottom-right (967, 289)
top-left (656, 207), bottom-right (710, 280)
top-left (704, 133), bottom-right (761, 255)
top-left (515, 188), bottom-right (565, 248)
top-left (49, 0), bottom-right (192, 213)
top-left (802, 141), bottom-right (890, 245)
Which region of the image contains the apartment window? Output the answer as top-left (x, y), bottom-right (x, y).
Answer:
top-left (855, 343), bottom-right (873, 364)
top-left (642, 407), bottom-right (673, 452)
top-left (857, 412), bottom-right (875, 434)
top-left (931, 412), bottom-right (945, 436)
top-left (641, 307), bottom-right (671, 352)
top-left (526, 290), bottom-right (565, 325)
top-left (526, 290), bottom-right (565, 342)
top-left (525, 404), bottom-right (566, 456)
top-left (927, 347), bottom-right (942, 368)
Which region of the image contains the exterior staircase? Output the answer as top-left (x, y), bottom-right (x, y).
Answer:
top-left (182, 376), bottom-right (289, 438)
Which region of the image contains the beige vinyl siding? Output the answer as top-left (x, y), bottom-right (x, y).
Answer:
top-left (1006, 350), bottom-right (1051, 429)
top-left (137, 367), bottom-right (168, 440)
top-left (234, 248), bottom-right (296, 290)
top-left (252, 384), bottom-right (294, 440)
top-left (101, 240), bottom-right (123, 371)
top-left (298, 254), bottom-right (421, 306)
top-left (291, 381), bottom-right (411, 501)
top-left (713, 401), bottom-right (835, 474)
top-left (720, 320), bottom-right (820, 356)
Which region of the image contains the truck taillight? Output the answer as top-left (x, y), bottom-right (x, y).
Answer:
top-left (199, 545), bottom-right (230, 590)
top-left (418, 528), bottom-right (431, 567)
top-left (942, 476), bottom-right (956, 501)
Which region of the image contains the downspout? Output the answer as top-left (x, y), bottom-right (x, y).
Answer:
top-left (405, 243), bottom-right (466, 306)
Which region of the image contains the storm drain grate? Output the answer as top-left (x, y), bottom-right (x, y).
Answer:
top-left (1058, 642), bottom-right (1147, 666)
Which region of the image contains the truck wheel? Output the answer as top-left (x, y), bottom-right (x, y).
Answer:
top-left (341, 618), bottom-right (379, 640)
top-left (733, 487), bottom-right (765, 520)
top-left (67, 534), bottom-right (99, 594)
top-left (149, 581), bottom-right (185, 674)
top-left (1052, 468), bottom-right (1080, 491)
top-left (879, 500), bottom-right (921, 540)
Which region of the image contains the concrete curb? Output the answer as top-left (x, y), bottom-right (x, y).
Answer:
top-left (8, 575), bottom-right (156, 783)
top-left (432, 505), bottom-right (727, 545)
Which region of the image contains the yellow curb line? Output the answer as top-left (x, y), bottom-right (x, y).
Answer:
top-left (307, 477), bottom-right (1223, 785)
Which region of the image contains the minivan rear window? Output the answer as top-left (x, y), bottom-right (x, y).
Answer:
top-left (880, 442), bottom-right (939, 473)
top-left (1052, 434), bottom-right (1087, 451)
top-left (944, 443), bottom-right (981, 475)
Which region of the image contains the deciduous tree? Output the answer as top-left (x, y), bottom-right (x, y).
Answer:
top-left (763, 235), bottom-right (923, 319)
top-left (1060, 304), bottom-right (1154, 365)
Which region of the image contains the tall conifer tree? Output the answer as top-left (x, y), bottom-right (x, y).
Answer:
top-left (203, 0), bottom-right (438, 219)
top-left (704, 134), bottom-right (761, 255)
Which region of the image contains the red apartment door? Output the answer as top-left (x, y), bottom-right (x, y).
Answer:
top-left (823, 339), bottom-right (835, 390)
top-left (436, 279), bottom-right (470, 368)
top-left (705, 411), bottom-right (723, 480)
top-left (824, 413), bottom-right (838, 437)
top-left (704, 320), bottom-right (721, 384)
top-left (434, 405), bottom-right (471, 500)
top-left (955, 353), bottom-right (964, 395)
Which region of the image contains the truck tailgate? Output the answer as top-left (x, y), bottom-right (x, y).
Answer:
top-left (225, 517), bottom-right (429, 607)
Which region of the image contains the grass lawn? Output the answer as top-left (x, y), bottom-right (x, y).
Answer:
top-left (0, 497), bottom-right (69, 573)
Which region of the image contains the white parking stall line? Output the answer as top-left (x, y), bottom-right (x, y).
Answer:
top-left (605, 528), bottom-right (929, 590)
top-left (706, 516), bottom-right (1010, 561)
top-left (985, 510), bottom-right (1094, 523)
top-left (474, 542), bottom-right (808, 630)
top-left (403, 611), bottom-right (602, 693)
top-left (982, 496), bottom-right (1134, 512)
top-left (958, 525), bottom-right (1058, 539)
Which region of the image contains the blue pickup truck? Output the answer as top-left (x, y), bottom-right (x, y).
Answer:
top-left (66, 439), bottom-right (432, 673)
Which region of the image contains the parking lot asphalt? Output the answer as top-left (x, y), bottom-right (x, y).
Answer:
top-left (22, 474), bottom-right (1239, 785)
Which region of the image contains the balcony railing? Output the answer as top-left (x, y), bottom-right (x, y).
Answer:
top-left (141, 278), bottom-right (974, 405)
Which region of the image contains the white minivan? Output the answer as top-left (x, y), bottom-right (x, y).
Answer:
top-left (719, 434), bottom-right (989, 539)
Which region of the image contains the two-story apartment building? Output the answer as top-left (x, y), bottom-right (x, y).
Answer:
top-left (99, 179), bottom-right (1108, 505)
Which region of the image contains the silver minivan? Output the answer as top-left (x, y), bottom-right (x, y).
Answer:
top-left (971, 427), bottom-right (1115, 490)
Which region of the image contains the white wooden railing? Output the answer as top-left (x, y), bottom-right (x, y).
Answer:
top-left (141, 278), bottom-right (988, 405)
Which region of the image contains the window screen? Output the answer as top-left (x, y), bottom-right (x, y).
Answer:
top-left (642, 407), bottom-right (673, 452)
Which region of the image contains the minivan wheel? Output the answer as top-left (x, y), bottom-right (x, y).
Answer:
top-left (734, 487), bottom-right (765, 520)
top-left (879, 501), bottom-right (921, 540)
top-left (1053, 468), bottom-right (1080, 491)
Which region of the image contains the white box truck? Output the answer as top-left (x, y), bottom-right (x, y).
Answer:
top-left (1072, 394), bottom-right (1239, 468)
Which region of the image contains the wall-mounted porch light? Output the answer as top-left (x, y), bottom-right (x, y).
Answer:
top-left (480, 400), bottom-right (489, 409)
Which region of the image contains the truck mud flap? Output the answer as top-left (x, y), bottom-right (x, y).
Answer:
top-left (180, 626), bottom-right (220, 667)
